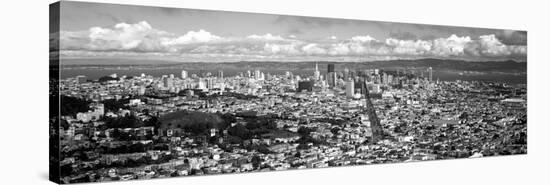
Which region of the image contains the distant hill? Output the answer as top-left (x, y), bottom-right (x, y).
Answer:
top-left (60, 58), bottom-right (182, 66)
top-left (59, 57), bottom-right (526, 73)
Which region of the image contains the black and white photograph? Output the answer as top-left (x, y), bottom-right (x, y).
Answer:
top-left (47, 1), bottom-right (531, 184)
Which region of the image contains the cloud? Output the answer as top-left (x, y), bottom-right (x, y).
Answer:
top-left (163, 29), bottom-right (222, 45)
top-left (350, 35), bottom-right (377, 42)
top-left (301, 43), bottom-right (327, 55)
top-left (464, 34), bottom-right (527, 58)
top-left (263, 43), bottom-right (300, 55)
top-left (385, 38), bottom-right (431, 56)
top-left (431, 34), bottom-right (472, 56)
top-left (57, 21), bottom-right (527, 62)
top-left (246, 33), bottom-right (285, 41)
top-left (85, 21), bottom-right (172, 52)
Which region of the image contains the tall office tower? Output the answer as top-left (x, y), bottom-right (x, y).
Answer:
top-left (327, 63), bottom-right (335, 73)
top-left (198, 78), bottom-right (206, 90)
top-left (206, 78), bottom-right (214, 89)
top-left (343, 67), bottom-right (349, 80)
top-left (374, 69), bottom-right (379, 75)
top-left (345, 80), bottom-right (355, 98)
top-left (169, 74), bottom-right (175, 79)
top-left (217, 70), bottom-right (224, 79)
top-left (428, 67), bottom-right (433, 82)
top-left (254, 69), bottom-right (261, 80)
top-left (327, 72), bottom-right (337, 88)
top-left (163, 77), bottom-right (173, 88)
top-left (246, 70), bottom-right (252, 78)
top-left (181, 70), bottom-right (188, 79)
top-left (327, 63), bottom-right (336, 87)
top-left (382, 73), bottom-right (388, 85)
top-left (314, 63), bottom-right (320, 80)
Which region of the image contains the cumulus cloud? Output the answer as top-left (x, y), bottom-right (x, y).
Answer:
top-left (57, 21), bottom-right (527, 62)
top-left (301, 44), bottom-right (327, 55)
top-left (385, 38), bottom-right (431, 56)
top-left (85, 21), bottom-right (171, 52)
top-left (163, 29), bottom-right (222, 45)
top-left (431, 34), bottom-right (472, 56)
top-left (350, 35), bottom-right (377, 42)
top-left (263, 43), bottom-right (300, 55)
top-left (464, 34), bottom-right (527, 58)
top-left (246, 33), bottom-right (285, 41)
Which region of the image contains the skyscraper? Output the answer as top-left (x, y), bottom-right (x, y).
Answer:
top-left (217, 70), bottom-right (223, 79)
top-left (327, 64), bottom-right (335, 73)
top-left (345, 80), bottom-right (354, 98)
top-left (327, 64), bottom-right (336, 88)
top-left (343, 67), bottom-right (349, 80)
top-left (428, 67), bottom-right (433, 82)
top-left (314, 63), bottom-right (320, 81)
top-left (181, 70), bottom-right (188, 79)
top-left (163, 77), bottom-right (173, 88)
top-left (327, 72), bottom-right (337, 88)
top-left (206, 78), bottom-right (214, 89)
top-left (254, 69), bottom-right (261, 80)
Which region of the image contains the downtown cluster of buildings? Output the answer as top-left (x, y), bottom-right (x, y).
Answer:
top-left (54, 63), bottom-right (526, 183)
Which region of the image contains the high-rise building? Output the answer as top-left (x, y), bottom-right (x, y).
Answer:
top-left (181, 70), bottom-right (188, 79)
top-left (217, 70), bottom-right (223, 79)
top-left (327, 72), bottom-right (337, 88)
top-left (428, 67), bottom-right (433, 82)
top-left (198, 78), bottom-right (206, 90)
top-left (327, 64), bottom-right (335, 73)
top-left (343, 67), bottom-right (350, 80)
top-left (314, 63), bottom-right (320, 80)
top-left (246, 70), bottom-right (252, 78)
top-left (163, 77), bottom-right (173, 88)
top-left (254, 69), bottom-right (261, 80)
top-left (206, 78), bottom-right (214, 89)
top-left (327, 63), bottom-right (336, 88)
top-left (345, 80), bottom-right (354, 98)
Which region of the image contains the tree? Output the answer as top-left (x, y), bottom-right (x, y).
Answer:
top-left (251, 155), bottom-right (262, 169)
top-left (228, 124), bottom-right (251, 140)
top-left (60, 95), bottom-right (90, 116)
top-left (330, 127), bottom-right (340, 135)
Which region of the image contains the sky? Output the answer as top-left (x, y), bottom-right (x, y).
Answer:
top-left (54, 1), bottom-right (527, 62)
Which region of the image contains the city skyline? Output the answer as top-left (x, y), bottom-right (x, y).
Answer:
top-left (54, 1), bottom-right (527, 62)
top-left (50, 1), bottom-right (527, 184)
